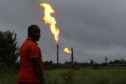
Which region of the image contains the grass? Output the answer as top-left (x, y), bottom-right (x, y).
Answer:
top-left (0, 69), bottom-right (18, 84)
top-left (0, 68), bottom-right (126, 84)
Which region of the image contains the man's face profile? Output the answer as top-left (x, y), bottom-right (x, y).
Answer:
top-left (33, 30), bottom-right (41, 41)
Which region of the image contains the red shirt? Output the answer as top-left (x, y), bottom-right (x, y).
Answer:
top-left (18, 38), bottom-right (44, 83)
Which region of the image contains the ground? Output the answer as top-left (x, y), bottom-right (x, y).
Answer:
top-left (0, 68), bottom-right (126, 84)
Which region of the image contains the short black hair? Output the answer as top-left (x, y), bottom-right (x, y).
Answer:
top-left (28, 25), bottom-right (40, 37)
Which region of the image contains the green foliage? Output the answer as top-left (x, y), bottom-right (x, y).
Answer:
top-left (44, 69), bottom-right (126, 84)
top-left (1, 69), bottom-right (126, 84)
top-left (0, 31), bottom-right (19, 69)
top-left (0, 69), bottom-right (18, 84)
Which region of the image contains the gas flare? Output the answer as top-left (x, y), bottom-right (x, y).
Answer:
top-left (64, 48), bottom-right (71, 54)
top-left (40, 2), bottom-right (60, 43)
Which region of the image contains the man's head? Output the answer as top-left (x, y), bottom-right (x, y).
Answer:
top-left (28, 25), bottom-right (41, 41)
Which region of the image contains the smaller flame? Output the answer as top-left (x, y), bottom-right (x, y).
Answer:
top-left (64, 48), bottom-right (71, 54)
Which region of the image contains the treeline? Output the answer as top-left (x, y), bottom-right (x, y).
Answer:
top-left (44, 59), bottom-right (126, 69)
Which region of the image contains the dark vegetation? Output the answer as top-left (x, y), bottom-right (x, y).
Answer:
top-left (0, 31), bottom-right (19, 70)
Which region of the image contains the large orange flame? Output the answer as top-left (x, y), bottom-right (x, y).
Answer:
top-left (40, 2), bottom-right (60, 43)
top-left (64, 48), bottom-right (71, 54)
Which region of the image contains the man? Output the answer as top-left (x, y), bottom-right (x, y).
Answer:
top-left (18, 25), bottom-right (45, 84)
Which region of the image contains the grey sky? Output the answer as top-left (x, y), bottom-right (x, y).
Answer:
top-left (1, 0), bottom-right (126, 63)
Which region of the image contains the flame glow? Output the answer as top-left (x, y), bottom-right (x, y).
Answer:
top-left (40, 2), bottom-right (60, 43)
top-left (64, 48), bottom-right (71, 54)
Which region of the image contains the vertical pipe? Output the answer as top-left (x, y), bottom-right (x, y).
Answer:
top-left (71, 48), bottom-right (73, 64)
top-left (57, 43), bottom-right (59, 64)
top-left (105, 56), bottom-right (107, 64)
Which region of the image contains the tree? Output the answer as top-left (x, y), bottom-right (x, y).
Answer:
top-left (0, 31), bottom-right (19, 68)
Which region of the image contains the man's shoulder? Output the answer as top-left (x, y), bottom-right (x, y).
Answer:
top-left (26, 39), bottom-right (37, 47)
top-left (21, 39), bottom-right (37, 48)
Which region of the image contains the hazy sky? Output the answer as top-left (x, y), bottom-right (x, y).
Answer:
top-left (1, 0), bottom-right (126, 63)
